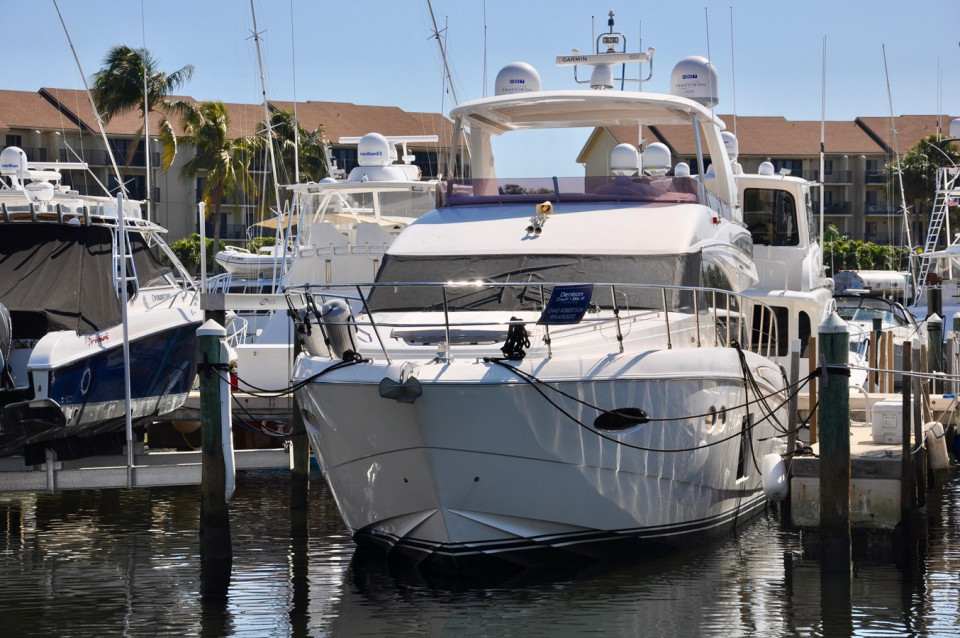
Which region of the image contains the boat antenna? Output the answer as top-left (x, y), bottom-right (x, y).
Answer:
top-left (426, 0), bottom-right (459, 106)
top-left (141, 0), bottom-right (152, 222)
top-left (51, 0), bottom-right (127, 198)
top-left (882, 44), bottom-right (917, 280)
top-left (819, 36), bottom-right (826, 256)
top-left (704, 7), bottom-right (715, 117)
top-left (290, 0), bottom-right (300, 182)
top-left (482, 0), bottom-right (488, 97)
top-left (729, 6), bottom-right (737, 137)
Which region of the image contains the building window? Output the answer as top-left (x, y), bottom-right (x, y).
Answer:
top-left (773, 159), bottom-right (803, 176)
top-left (196, 177), bottom-right (206, 203)
top-left (5, 134), bottom-right (22, 148)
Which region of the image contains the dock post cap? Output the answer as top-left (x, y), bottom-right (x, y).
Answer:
top-left (197, 319), bottom-right (227, 337)
top-left (928, 313), bottom-right (942, 324)
top-left (818, 311), bottom-right (849, 334)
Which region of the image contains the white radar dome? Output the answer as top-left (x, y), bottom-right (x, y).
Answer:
top-left (759, 161), bottom-right (775, 176)
top-left (950, 118), bottom-right (960, 140)
top-left (495, 62), bottom-right (542, 96)
top-left (0, 146), bottom-right (27, 178)
top-left (356, 133), bottom-right (392, 167)
top-left (721, 131), bottom-right (739, 162)
top-left (670, 56), bottom-right (719, 107)
top-left (610, 143), bottom-right (639, 175)
top-left (642, 143), bottom-right (671, 175)
top-left (674, 162), bottom-right (691, 177)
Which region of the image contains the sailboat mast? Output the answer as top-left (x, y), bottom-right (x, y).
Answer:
top-left (250, 0), bottom-right (282, 209)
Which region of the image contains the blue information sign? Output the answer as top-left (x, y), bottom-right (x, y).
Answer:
top-left (537, 284), bottom-right (594, 325)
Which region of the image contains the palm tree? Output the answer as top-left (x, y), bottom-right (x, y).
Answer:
top-left (91, 45), bottom-right (194, 174)
top-left (267, 110), bottom-right (330, 185)
top-left (159, 101), bottom-right (259, 245)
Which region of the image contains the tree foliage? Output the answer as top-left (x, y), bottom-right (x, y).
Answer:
top-left (91, 45), bottom-right (193, 172)
top-left (888, 134), bottom-right (960, 212)
top-left (167, 234), bottom-right (224, 275)
top-left (158, 100), bottom-right (259, 243)
top-left (822, 224), bottom-right (911, 276)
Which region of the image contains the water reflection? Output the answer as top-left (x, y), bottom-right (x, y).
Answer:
top-left (0, 470), bottom-right (958, 636)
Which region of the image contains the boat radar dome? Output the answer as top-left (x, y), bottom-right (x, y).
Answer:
top-left (0, 146), bottom-right (28, 180)
top-left (495, 62), bottom-right (542, 96)
top-left (669, 56), bottom-right (719, 107)
top-left (356, 133), bottom-right (392, 167)
top-left (758, 161), bottom-right (776, 176)
top-left (610, 143), bottom-right (639, 175)
top-left (721, 132), bottom-right (738, 162)
top-left (950, 118), bottom-right (960, 139)
top-left (674, 162), bottom-right (691, 177)
top-left (642, 143), bottom-right (671, 175)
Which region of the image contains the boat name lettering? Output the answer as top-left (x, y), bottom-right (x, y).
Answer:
top-left (87, 333), bottom-right (109, 346)
top-left (559, 56), bottom-right (588, 63)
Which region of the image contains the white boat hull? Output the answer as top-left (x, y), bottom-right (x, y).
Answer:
top-left (295, 347), bottom-right (786, 568)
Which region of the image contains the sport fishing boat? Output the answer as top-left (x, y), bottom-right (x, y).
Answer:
top-left (0, 147), bottom-right (203, 463)
top-left (214, 132), bottom-right (440, 393)
top-left (289, 18), bottom-right (789, 570)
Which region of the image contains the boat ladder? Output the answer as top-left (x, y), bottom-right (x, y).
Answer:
top-left (914, 167), bottom-right (960, 305)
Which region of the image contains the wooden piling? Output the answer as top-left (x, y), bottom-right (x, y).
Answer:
top-left (808, 335), bottom-right (818, 445)
top-left (787, 340), bottom-right (800, 459)
top-left (197, 320), bottom-right (233, 600)
top-left (869, 317), bottom-right (881, 392)
top-left (901, 342), bottom-right (914, 523)
top-left (290, 332), bottom-right (310, 511)
top-left (818, 313), bottom-right (850, 572)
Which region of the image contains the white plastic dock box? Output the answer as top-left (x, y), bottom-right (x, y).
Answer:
top-left (871, 399), bottom-right (903, 444)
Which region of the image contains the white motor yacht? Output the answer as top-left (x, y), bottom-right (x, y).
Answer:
top-left (289, 19), bottom-right (790, 570)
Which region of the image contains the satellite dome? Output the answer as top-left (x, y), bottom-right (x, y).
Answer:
top-left (674, 162), bottom-right (691, 177)
top-left (642, 143), bottom-right (671, 175)
top-left (0, 146), bottom-right (27, 178)
top-left (721, 131), bottom-right (739, 162)
top-left (610, 143), bottom-right (639, 175)
top-left (950, 118), bottom-right (960, 140)
top-left (759, 161), bottom-right (775, 176)
top-left (495, 62), bottom-right (542, 96)
top-left (356, 133), bottom-right (392, 167)
top-left (669, 56), bottom-right (719, 107)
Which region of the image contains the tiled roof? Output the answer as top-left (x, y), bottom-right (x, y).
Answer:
top-left (856, 115), bottom-right (954, 153)
top-left (0, 90), bottom-right (83, 132)
top-left (2, 89), bottom-right (452, 143)
top-left (269, 100), bottom-right (453, 146)
top-left (608, 114), bottom-right (956, 156)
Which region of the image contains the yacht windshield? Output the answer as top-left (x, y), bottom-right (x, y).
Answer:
top-left (440, 176), bottom-right (700, 207)
top-left (367, 252), bottom-right (702, 312)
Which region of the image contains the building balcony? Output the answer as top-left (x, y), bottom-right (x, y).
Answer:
top-left (823, 170), bottom-right (853, 184)
top-left (59, 148), bottom-right (160, 168)
top-left (864, 170), bottom-right (887, 184)
top-left (865, 203), bottom-right (894, 215)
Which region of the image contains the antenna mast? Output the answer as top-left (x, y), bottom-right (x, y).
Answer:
top-left (426, 0), bottom-right (459, 105)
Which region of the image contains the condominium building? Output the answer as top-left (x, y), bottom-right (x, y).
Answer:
top-left (1, 87), bottom-right (952, 247)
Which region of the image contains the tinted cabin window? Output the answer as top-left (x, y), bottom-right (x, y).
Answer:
top-left (744, 188), bottom-right (799, 246)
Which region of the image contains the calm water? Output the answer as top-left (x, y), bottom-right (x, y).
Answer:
top-left (2, 468), bottom-right (960, 637)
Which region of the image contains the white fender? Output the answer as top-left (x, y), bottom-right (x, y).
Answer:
top-left (761, 453), bottom-right (788, 501)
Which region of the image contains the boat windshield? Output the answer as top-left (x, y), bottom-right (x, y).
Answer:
top-left (835, 295), bottom-right (913, 328)
top-left (367, 252), bottom-right (703, 313)
top-left (440, 176), bottom-right (700, 207)
top-left (300, 185), bottom-right (438, 227)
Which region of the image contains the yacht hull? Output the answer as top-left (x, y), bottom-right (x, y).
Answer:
top-left (0, 316), bottom-right (201, 458)
top-left (295, 348), bottom-right (786, 570)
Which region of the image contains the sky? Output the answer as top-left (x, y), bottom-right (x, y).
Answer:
top-left (4, 0), bottom-right (960, 176)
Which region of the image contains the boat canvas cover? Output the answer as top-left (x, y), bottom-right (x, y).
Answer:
top-left (0, 223), bottom-right (121, 334)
